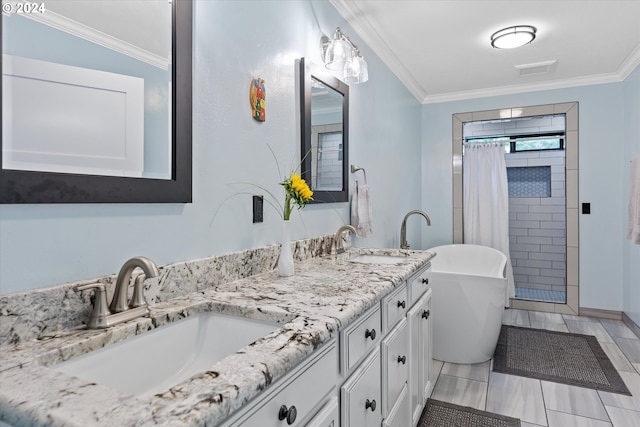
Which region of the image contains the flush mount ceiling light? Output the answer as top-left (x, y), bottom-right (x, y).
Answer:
top-left (491, 25), bottom-right (537, 49)
top-left (320, 27), bottom-right (369, 84)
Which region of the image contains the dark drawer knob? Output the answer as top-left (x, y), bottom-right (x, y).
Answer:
top-left (365, 399), bottom-right (377, 412)
top-left (365, 328), bottom-right (376, 340)
top-left (397, 355), bottom-right (407, 364)
top-left (278, 405), bottom-right (297, 425)
top-left (397, 300), bottom-right (406, 309)
top-left (422, 309), bottom-right (430, 320)
top-left (421, 277), bottom-right (429, 285)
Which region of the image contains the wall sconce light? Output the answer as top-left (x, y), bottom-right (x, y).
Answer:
top-left (320, 27), bottom-right (369, 84)
top-left (491, 25), bottom-right (537, 49)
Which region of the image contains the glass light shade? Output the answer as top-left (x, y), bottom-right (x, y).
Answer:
top-left (325, 38), bottom-right (351, 71)
top-left (491, 25), bottom-right (536, 49)
top-left (345, 55), bottom-right (368, 84)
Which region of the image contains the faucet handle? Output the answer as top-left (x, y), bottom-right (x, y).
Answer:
top-left (73, 283), bottom-right (110, 329)
top-left (129, 273), bottom-right (148, 309)
top-left (74, 282), bottom-right (105, 293)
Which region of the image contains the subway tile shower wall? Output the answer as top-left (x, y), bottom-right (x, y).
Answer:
top-left (506, 150), bottom-right (567, 294)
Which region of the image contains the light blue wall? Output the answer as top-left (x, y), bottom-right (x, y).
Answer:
top-left (421, 83), bottom-right (626, 311)
top-left (623, 65), bottom-right (640, 325)
top-left (0, 0), bottom-right (422, 295)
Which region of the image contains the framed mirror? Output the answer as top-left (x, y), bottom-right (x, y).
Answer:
top-left (0, 0), bottom-right (192, 203)
top-left (299, 57), bottom-right (349, 203)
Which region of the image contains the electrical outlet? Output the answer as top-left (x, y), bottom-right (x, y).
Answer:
top-left (253, 195), bottom-right (264, 223)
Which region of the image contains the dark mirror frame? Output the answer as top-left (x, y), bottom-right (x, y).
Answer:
top-left (0, 0), bottom-right (192, 204)
top-left (299, 57), bottom-right (349, 203)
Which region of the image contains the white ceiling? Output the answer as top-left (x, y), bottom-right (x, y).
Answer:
top-left (330, 0), bottom-right (640, 103)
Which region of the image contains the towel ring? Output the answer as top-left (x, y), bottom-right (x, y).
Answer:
top-left (350, 164), bottom-right (367, 184)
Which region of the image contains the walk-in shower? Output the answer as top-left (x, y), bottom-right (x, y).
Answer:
top-left (462, 114), bottom-right (567, 303)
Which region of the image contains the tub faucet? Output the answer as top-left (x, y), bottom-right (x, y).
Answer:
top-left (400, 210), bottom-right (431, 249)
top-left (73, 256), bottom-right (159, 329)
top-left (334, 224), bottom-right (357, 254)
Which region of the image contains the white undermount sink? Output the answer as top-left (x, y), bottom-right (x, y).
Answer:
top-left (53, 312), bottom-right (280, 398)
top-left (349, 254), bottom-right (409, 265)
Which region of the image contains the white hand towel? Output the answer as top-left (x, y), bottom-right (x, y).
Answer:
top-left (351, 182), bottom-right (373, 237)
top-left (627, 157), bottom-right (640, 244)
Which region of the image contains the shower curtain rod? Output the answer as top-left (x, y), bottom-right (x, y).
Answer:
top-left (463, 140), bottom-right (509, 145)
top-left (464, 133), bottom-right (565, 143)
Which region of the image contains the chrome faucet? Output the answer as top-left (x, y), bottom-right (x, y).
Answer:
top-left (334, 224), bottom-right (357, 254)
top-left (400, 210), bottom-right (431, 249)
top-left (74, 256), bottom-right (159, 329)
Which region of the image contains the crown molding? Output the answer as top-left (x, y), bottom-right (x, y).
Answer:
top-left (329, 0), bottom-right (427, 101)
top-left (618, 41), bottom-right (640, 81)
top-left (422, 72), bottom-right (625, 104)
top-left (23, 10), bottom-right (169, 70)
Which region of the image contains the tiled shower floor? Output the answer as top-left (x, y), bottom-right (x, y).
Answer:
top-left (515, 287), bottom-right (566, 303)
top-left (430, 309), bottom-right (640, 426)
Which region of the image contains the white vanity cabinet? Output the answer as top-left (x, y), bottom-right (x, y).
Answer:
top-left (383, 384), bottom-right (411, 427)
top-left (340, 304), bottom-right (382, 375)
top-left (382, 283), bottom-right (409, 333)
top-left (339, 303), bottom-right (383, 426)
top-left (306, 396), bottom-right (339, 427)
top-left (381, 318), bottom-right (409, 417)
top-left (223, 260), bottom-right (432, 427)
top-left (339, 261), bottom-right (433, 427)
top-left (408, 288), bottom-right (433, 426)
top-left (407, 265), bottom-right (430, 307)
top-left (340, 347), bottom-right (382, 427)
top-left (222, 340), bottom-right (338, 427)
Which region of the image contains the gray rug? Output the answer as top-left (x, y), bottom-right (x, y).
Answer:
top-left (418, 399), bottom-right (521, 427)
top-left (493, 325), bottom-right (631, 395)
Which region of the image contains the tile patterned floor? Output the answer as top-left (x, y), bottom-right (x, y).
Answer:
top-left (515, 288), bottom-right (566, 303)
top-left (430, 309), bottom-right (640, 426)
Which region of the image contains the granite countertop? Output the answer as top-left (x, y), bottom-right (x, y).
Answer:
top-left (0, 248), bottom-right (434, 427)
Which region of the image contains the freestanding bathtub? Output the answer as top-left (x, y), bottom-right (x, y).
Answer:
top-left (428, 244), bottom-right (507, 364)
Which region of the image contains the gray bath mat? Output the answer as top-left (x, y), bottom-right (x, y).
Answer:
top-left (493, 325), bottom-right (631, 395)
top-left (418, 399), bottom-right (520, 427)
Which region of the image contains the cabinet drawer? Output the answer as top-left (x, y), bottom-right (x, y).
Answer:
top-left (383, 383), bottom-right (410, 427)
top-left (382, 283), bottom-right (408, 332)
top-left (306, 396), bottom-right (339, 427)
top-left (341, 347), bottom-right (382, 427)
top-left (408, 263), bottom-right (431, 307)
top-left (381, 318), bottom-right (409, 416)
top-left (340, 304), bottom-right (381, 374)
top-left (228, 341), bottom-right (338, 427)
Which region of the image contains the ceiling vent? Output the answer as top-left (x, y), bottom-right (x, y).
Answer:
top-left (515, 60), bottom-right (557, 77)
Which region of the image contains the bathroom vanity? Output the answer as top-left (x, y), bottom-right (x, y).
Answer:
top-left (0, 246), bottom-right (434, 426)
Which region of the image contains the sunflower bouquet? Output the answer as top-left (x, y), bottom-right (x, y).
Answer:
top-left (280, 172), bottom-right (313, 220)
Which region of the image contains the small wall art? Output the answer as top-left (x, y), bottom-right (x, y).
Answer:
top-left (250, 78), bottom-right (266, 122)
